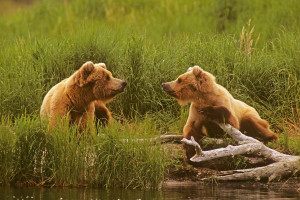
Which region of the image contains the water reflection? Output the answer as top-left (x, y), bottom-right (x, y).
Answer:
top-left (162, 184), bottom-right (299, 200)
top-left (0, 184), bottom-right (299, 200)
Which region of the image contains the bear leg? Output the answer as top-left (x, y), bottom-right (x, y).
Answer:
top-left (199, 105), bottom-right (239, 128)
top-left (183, 119), bottom-right (205, 159)
top-left (94, 101), bottom-right (111, 127)
top-left (240, 115), bottom-right (278, 143)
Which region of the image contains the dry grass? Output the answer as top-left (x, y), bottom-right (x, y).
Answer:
top-left (239, 19), bottom-right (260, 61)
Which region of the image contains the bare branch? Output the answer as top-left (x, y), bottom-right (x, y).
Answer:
top-left (181, 136), bottom-right (205, 158)
top-left (182, 122), bottom-right (300, 182)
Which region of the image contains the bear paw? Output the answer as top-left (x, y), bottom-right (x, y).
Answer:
top-left (198, 106), bottom-right (231, 124)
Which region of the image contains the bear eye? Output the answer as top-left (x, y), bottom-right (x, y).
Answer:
top-left (106, 75), bottom-right (110, 81)
top-left (177, 78), bottom-right (182, 84)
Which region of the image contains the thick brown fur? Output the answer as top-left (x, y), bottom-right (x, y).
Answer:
top-left (40, 61), bottom-right (127, 132)
top-left (199, 105), bottom-right (237, 126)
top-left (162, 66), bottom-right (278, 158)
top-left (94, 100), bottom-right (112, 127)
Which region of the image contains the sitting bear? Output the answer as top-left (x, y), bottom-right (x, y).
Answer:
top-left (162, 66), bottom-right (278, 158)
top-left (40, 61), bottom-right (127, 132)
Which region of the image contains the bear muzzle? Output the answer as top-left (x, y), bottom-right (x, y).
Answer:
top-left (162, 83), bottom-right (175, 95)
top-left (115, 81), bottom-right (127, 93)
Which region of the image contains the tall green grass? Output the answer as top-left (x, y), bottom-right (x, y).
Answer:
top-left (0, 0), bottom-right (299, 121)
top-left (0, 115), bottom-right (170, 188)
top-left (0, 0), bottom-right (299, 187)
top-left (1, 30), bottom-right (299, 122)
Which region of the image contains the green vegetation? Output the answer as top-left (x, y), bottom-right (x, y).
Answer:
top-left (0, 0), bottom-right (299, 188)
top-left (0, 116), bottom-right (169, 188)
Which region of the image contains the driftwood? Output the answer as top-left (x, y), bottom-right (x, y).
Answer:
top-left (155, 135), bottom-right (184, 143)
top-left (123, 134), bottom-right (183, 143)
top-left (181, 123), bottom-right (300, 182)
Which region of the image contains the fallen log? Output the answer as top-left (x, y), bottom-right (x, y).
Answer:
top-left (123, 134), bottom-right (183, 143)
top-left (181, 123), bottom-right (300, 182)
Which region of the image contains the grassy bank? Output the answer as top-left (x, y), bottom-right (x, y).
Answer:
top-left (0, 115), bottom-right (171, 188)
top-left (0, 0), bottom-right (299, 188)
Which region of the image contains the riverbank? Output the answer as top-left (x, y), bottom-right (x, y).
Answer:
top-left (163, 140), bottom-right (300, 193)
top-left (1, 116), bottom-right (299, 189)
top-left (165, 165), bottom-right (300, 193)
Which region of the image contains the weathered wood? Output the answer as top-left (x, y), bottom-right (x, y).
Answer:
top-left (123, 134), bottom-right (183, 143)
top-left (158, 135), bottom-right (183, 143)
top-left (181, 136), bottom-right (205, 157)
top-left (242, 156), bottom-right (267, 165)
top-left (205, 159), bottom-right (300, 182)
top-left (181, 122), bottom-right (300, 182)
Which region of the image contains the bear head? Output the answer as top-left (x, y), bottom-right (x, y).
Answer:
top-left (74, 61), bottom-right (127, 102)
top-left (162, 66), bottom-right (216, 104)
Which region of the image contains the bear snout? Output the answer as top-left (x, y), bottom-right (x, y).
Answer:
top-left (161, 83), bottom-right (167, 91)
top-left (161, 83), bottom-right (168, 90)
top-left (162, 83), bottom-right (174, 94)
top-left (121, 81), bottom-right (127, 87)
top-left (116, 80), bottom-right (127, 92)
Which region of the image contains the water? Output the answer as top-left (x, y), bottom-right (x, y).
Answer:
top-left (1, 184), bottom-right (299, 200)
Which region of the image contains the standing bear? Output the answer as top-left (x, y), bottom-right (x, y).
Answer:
top-left (40, 61), bottom-right (127, 132)
top-left (162, 66), bottom-right (278, 158)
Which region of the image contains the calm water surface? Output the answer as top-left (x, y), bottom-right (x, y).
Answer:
top-left (1, 184), bottom-right (299, 200)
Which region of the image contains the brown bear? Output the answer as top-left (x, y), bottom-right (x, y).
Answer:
top-left (162, 66), bottom-right (278, 158)
top-left (40, 61), bottom-right (127, 132)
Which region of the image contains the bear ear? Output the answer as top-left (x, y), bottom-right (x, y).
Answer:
top-left (95, 63), bottom-right (106, 69)
top-left (187, 67), bottom-right (193, 72)
top-left (75, 61), bottom-right (95, 87)
top-left (192, 66), bottom-right (202, 79)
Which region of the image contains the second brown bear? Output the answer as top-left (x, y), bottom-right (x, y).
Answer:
top-left (162, 66), bottom-right (278, 158)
